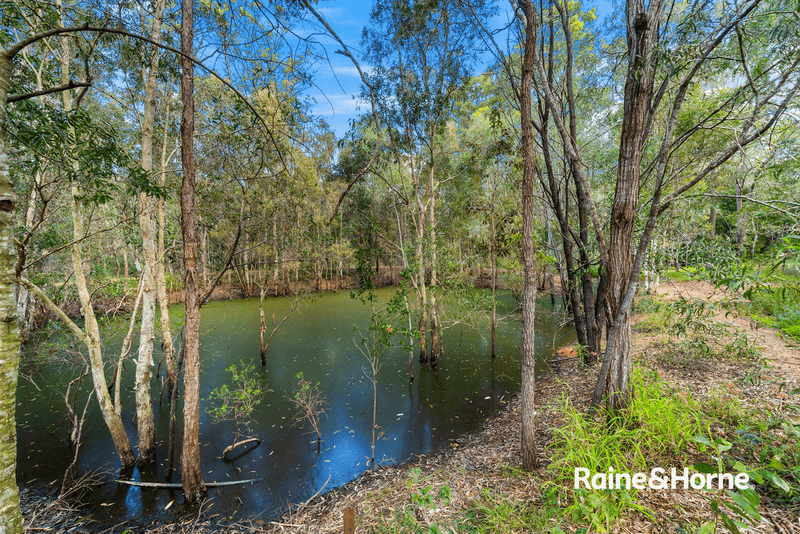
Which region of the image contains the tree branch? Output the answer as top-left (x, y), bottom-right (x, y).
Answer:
top-left (7, 80), bottom-right (92, 103)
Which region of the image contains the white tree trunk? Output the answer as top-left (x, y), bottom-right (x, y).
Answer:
top-left (0, 52), bottom-right (23, 534)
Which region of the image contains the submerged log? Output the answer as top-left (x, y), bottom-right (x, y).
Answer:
top-left (115, 478), bottom-right (261, 489)
top-left (222, 437), bottom-right (261, 459)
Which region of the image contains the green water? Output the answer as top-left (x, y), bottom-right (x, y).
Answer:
top-left (16, 288), bottom-right (574, 527)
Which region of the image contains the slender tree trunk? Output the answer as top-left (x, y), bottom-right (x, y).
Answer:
top-left (414, 208), bottom-right (428, 362)
top-left (519, 1), bottom-right (538, 470)
top-left (0, 52), bottom-right (23, 534)
top-left (709, 207), bottom-right (716, 238)
top-left (199, 224), bottom-right (208, 288)
top-left (70, 190), bottom-right (137, 467)
top-left (540, 112), bottom-right (588, 350)
top-left (428, 165), bottom-right (443, 366)
top-left (114, 278), bottom-right (145, 414)
top-left (490, 174), bottom-right (497, 359)
top-left (156, 76), bottom-right (176, 391)
top-left (58, 26), bottom-right (136, 470)
top-left (157, 103), bottom-right (175, 396)
top-left (133, 0), bottom-right (165, 464)
top-left (259, 285), bottom-right (266, 366)
top-left (180, 0), bottom-right (206, 501)
top-left (370, 366), bottom-right (377, 469)
top-left (123, 248), bottom-right (130, 288)
top-left (735, 180), bottom-right (746, 256)
top-left (16, 169), bottom-right (41, 340)
top-left (417, 270), bottom-right (428, 363)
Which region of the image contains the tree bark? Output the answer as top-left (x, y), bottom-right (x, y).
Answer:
top-left (157, 94), bottom-right (175, 396)
top-left (58, 28), bottom-right (136, 470)
top-left (709, 207), bottom-right (716, 238)
top-left (735, 180), bottom-right (746, 255)
top-left (259, 286), bottom-right (267, 366)
top-left (179, 0), bottom-right (206, 502)
top-left (415, 221), bottom-right (428, 363)
top-left (595, 0), bottom-right (662, 412)
top-left (0, 52), bottom-right (23, 534)
top-left (134, 0), bottom-right (165, 465)
top-left (518, 0), bottom-right (538, 470)
top-left (427, 164), bottom-right (443, 366)
top-left (490, 171), bottom-right (497, 359)
top-left (69, 189), bottom-right (137, 468)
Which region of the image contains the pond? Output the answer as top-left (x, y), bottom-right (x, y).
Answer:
top-left (16, 288), bottom-right (574, 528)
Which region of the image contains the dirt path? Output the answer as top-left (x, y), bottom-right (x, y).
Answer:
top-left (653, 280), bottom-right (800, 379)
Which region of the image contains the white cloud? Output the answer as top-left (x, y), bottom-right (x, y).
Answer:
top-left (332, 65), bottom-right (373, 78)
top-left (312, 93), bottom-right (369, 117)
top-left (316, 7), bottom-right (343, 17)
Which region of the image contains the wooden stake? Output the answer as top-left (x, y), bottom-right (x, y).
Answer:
top-left (343, 507), bottom-right (355, 534)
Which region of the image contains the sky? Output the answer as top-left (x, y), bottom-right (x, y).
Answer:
top-left (298, 0), bottom-right (616, 139)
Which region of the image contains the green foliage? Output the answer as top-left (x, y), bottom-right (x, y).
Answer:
top-left (206, 361), bottom-right (268, 439)
top-left (287, 372), bottom-right (327, 443)
top-left (547, 369), bottom-right (703, 532)
top-left (632, 296), bottom-right (661, 315)
top-left (692, 424), bottom-right (795, 534)
top-left (374, 470), bottom-right (455, 533)
top-left (663, 297), bottom-right (763, 365)
top-left (669, 237), bottom-right (742, 285)
top-left (8, 100), bottom-right (166, 204)
top-left (465, 489), bottom-right (563, 533)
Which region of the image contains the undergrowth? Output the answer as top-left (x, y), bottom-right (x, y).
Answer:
top-left (545, 369), bottom-right (700, 531)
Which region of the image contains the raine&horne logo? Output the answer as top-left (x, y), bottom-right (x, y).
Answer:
top-left (574, 467), bottom-right (750, 491)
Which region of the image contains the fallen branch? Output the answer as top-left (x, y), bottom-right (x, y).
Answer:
top-left (222, 437), bottom-right (261, 459)
top-left (295, 473), bottom-right (332, 515)
top-left (114, 478), bottom-right (262, 488)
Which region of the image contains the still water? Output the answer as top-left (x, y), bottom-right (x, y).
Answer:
top-left (16, 289), bottom-right (573, 527)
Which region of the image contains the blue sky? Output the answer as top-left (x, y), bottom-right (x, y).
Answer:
top-left (301, 0), bottom-right (615, 138)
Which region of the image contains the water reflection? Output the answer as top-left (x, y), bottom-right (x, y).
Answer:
top-left (17, 289), bottom-right (573, 526)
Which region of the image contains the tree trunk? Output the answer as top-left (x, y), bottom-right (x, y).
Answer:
top-left (16, 169), bottom-right (41, 340)
top-left (70, 189), bottom-right (137, 468)
top-left (133, 0), bottom-right (165, 464)
top-left (58, 27), bottom-right (136, 470)
top-left (179, 0), bottom-right (206, 502)
top-left (415, 227), bottom-right (428, 363)
top-left (259, 286), bottom-right (266, 366)
top-left (114, 279), bottom-right (144, 414)
top-left (427, 165), bottom-right (443, 366)
top-left (0, 52), bottom-right (24, 534)
top-left (735, 180), bottom-right (746, 256)
top-left (490, 173), bottom-right (497, 359)
top-left (123, 247), bottom-right (129, 288)
top-left (157, 79), bottom-right (176, 397)
top-left (593, 0), bottom-right (662, 412)
top-left (709, 207), bottom-right (716, 238)
top-left (519, 1), bottom-right (538, 470)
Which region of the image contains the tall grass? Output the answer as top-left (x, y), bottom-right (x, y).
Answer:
top-left (546, 368), bottom-right (704, 531)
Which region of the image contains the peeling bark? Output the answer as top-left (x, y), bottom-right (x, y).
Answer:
top-left (179, 0), bottom-right (206, 501)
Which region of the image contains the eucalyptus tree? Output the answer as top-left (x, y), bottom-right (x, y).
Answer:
top-left (130, 0), bottom-right (168, 466)
top-left (178, 0), bottom-right (208, 501)
top-left (1, 1), bottom-right (162, 526)
top-left (363, 0), bottom-right (486, 365)
top-left (508, 0), bottom-right (800, 412)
